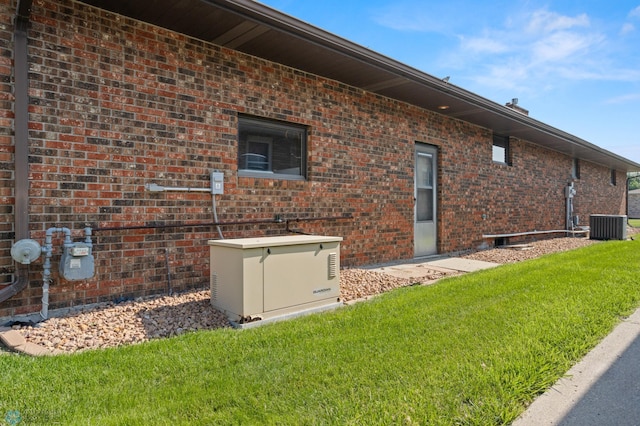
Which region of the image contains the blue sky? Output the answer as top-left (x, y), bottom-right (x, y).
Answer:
top-left (258, 1), bottom-right (640, 165)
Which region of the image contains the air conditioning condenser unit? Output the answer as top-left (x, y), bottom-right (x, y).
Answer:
top-left (208, 235), bottom-right (342, 326)
top-left (589, 214), bottom-right (627, 240)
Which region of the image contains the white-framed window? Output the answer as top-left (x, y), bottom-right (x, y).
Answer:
top-left (492, 134), bottom-right (510, 165)
top-left (238, 116), bottom-right (307, 179)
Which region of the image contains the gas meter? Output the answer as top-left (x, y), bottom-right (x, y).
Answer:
top-left (60, 242), bottom-right (95, 281)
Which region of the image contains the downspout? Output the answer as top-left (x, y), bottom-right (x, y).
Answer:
top-left (627, 176), bottom-right (631, 223)
top-left (0, 0), bottom-right (33, 304)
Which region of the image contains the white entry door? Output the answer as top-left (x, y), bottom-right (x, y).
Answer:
top-left (414, 144), bottom-right (437, 257)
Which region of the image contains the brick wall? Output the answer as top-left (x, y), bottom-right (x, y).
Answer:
top-left (0, 0), bottom-right (628, 317)
top-left (438, 135), bottom-right (627, 250)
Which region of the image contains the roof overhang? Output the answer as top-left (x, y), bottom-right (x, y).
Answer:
top-left (79, 0), bottom-right (640, 172)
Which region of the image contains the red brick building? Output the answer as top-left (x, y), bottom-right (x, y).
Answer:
top-left (2, 0), bottom-right (639, 319)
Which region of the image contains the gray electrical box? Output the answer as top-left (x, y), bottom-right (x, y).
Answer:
top-left (60, 242), bottom-right (95, 281)
top-left (211, 171), bottom-right (224, 194)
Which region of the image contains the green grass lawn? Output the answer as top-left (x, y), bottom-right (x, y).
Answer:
top-left (629, 218), bottom-right (640, 228)
top-left (2, 240), bottom-right (640, 425)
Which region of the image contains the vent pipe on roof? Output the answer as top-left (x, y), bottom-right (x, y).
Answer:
top-left (505, 98), bottom-right (529, 116)
top-left (0, 0), bottom-right (33, 305)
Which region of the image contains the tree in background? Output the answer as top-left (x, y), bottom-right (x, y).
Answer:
top-left (629, 172), bottom-right (640, 190)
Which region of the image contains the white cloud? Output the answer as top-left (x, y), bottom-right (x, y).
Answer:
top-left (620, 22), bottom-right (636, 35)
top-left (621, 7), bottom-right (640, 35)
top-left (446, 7), bottom-right (614, 92)
top-left (370, 1), bottom-right (506, 35)
top-left (373, 2), bottom-right (640, 97)
top-left (629, 6), bottom-right (640, 19)
top-left (473, 59), bottom-right (533, 92)
top-left (525, 10), bottom-right (590, 34)
top-left (370, 3), bottom-right (450, 33)
top-left (605, 92), bottom-right (640, 104)
top-left (522, 9), bottom-right (600, 65)
top-left (531, 31), bottom-right (602, 63)
top-left (460, 35), bottom-right (510, 54)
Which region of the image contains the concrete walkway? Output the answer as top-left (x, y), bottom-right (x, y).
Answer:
top-left (368, 255), bottom-right (500, 280)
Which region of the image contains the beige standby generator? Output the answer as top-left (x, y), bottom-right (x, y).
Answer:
top-left (208, 235), bottom-right (343, 325)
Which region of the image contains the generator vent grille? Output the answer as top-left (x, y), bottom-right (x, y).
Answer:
top-left (211, 272), bottom-right (218, 302)
top-left (328, 252), bottom-right (338, 279)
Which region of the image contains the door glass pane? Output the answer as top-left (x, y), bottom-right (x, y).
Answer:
top-left (416, 153), bottom-right (434, 222)
top-left (417, 153), bottom-right (433, 187)
top-left (417, 188), bottom-right (433, 221)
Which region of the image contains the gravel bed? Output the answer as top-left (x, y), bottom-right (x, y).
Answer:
top-left (339, 268), bottom-right (450, 302)
top-left (16, 291), bottom-right (231, 354)
top-left (10, 271), bottom-right (421, 354)
top-left (461, 236), bottom-right (599, 264)
top-left (1, 235), bottom-right (635, 355)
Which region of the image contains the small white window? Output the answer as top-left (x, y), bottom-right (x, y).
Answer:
top-left (492, 135), bottom-right (510, 165)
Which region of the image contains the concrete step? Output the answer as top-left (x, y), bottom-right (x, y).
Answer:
top-left (0, 329), bottom-right (57, 356)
